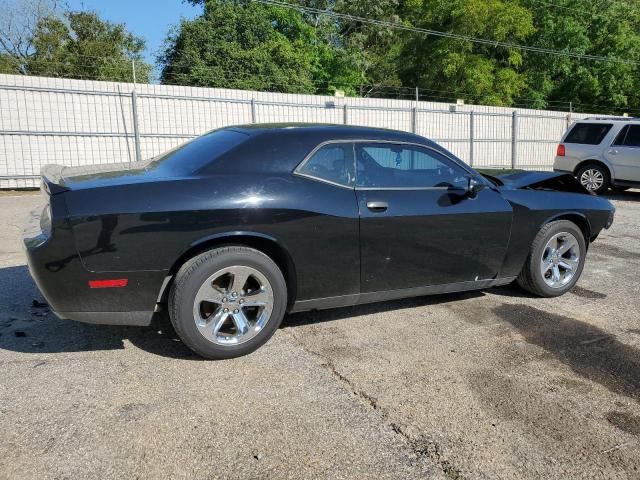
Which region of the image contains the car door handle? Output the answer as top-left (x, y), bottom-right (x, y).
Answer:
top-left (367, 201), bottom-right (388, 212)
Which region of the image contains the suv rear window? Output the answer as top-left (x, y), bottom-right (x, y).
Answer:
top-left (565, 123), bottom-right (613, 145)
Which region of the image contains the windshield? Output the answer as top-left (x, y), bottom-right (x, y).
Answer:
top-left (479, 173), bottom-right (503, 186)
top-left (145, 129), bottom-right (249, 174)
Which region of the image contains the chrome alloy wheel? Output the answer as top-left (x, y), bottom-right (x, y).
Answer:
top-left (192, 266), bottom-right (274, 346)
top-left (579, 169), bottom-right (604, 192)
top-left (540, 232), bottom-right (581, 289)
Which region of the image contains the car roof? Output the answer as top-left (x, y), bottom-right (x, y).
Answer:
top-left (577, 117), bottom-right (640, 124)
top-left (228, 123), bottom-right (437, 145)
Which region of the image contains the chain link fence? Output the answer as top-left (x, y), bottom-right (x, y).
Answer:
top-left (0, 73), bottom-right (588, 188)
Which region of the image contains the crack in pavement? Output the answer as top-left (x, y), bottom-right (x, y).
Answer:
top-left (285, 329), bottom-right (465, 480)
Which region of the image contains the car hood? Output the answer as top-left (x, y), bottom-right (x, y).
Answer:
top-left (496, 171), bottom-right (589, 194)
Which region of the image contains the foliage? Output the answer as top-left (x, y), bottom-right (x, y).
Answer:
top-left (520, 0), bottom-right (640, 112)
top-left (160, 0), bottom-right (361, 94)
top-left (0, 2), bottom-right (152, 82)
top-left (164, 0), bottom-right (640, 113)
top-left (398, 0), bottom-right (535, 106)
top-left (4, 0), bottom-right (640, 113)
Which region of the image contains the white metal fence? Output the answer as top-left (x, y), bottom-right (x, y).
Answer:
top-left (0, 73), bottom-right (589, 188)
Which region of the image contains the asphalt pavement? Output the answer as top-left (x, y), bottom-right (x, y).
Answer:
top-left (1, 190), bottom-right (639, 479)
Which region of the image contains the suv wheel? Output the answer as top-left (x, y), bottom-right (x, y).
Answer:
top-left (517, 220), bottom-right (586, 297)
top-left (577, 164), bottom-right (610, 195)
top-left (169, 246), bottom-right (287, 359)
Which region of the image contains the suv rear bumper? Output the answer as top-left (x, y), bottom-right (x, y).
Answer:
top-left (553, 156), bottom-right (579, 174)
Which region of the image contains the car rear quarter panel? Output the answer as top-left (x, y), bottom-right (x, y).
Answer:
top-left (63, 174), bottom-right (360, 307)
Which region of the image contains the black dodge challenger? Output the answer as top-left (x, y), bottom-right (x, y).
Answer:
top-left (24, 124), bottom-right (615, 359)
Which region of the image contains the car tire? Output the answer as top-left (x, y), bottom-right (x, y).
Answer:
top-left (516, 220), bottom-right (587, 298)
top-left (169, 246), bottom-right (287, 359)
top-left (576, 163), bottom-right (610, 195)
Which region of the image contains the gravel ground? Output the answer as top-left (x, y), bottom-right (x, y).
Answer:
top-left (0, 191), bottom-right (639, 479)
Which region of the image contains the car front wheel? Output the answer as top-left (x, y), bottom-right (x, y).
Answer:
top-left (169, 246), bottom-right (287, 359)
top-left (517, 220), bottom-right (586, 297)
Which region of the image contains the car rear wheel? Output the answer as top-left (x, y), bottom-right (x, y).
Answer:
top-left (576, 164), bottom-right (610, 195)
top-left (169, 246), bottom-right (287, 359)
top-left (517, 220), bottom-right (586, 297)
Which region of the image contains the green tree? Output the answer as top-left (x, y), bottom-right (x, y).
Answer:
top-left (161, 0), bottom-right (363, 94)
top-left (27, 11), bottom-right (152, 82)
top-left (520, 0), bottom-right (640, 113)
top-left (298, 0), bottom-right (405, 93)
top-left (397, 0), bottom-right (535, 106)
top-left (0, 2), bottom-right (152, 82)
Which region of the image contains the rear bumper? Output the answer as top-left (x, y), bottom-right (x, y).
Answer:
top-left (553, 156), bottom-right (578, 174)
top-left (54, 310), bottom-right (153, 326)
top-left (24, 204), bottom-right (165, 323)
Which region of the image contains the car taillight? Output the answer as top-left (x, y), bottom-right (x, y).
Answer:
top-left (557, 144), bottom-right (566, 157)
top-left (88, 279), bottom-right (129, 289)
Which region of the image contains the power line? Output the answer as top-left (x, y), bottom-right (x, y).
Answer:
top-left (253, 0), bottom-right (640, 66)
top-left (528, 0), bottom-right (638, 24)
top-left (8, 57), bottom-right (639, 114)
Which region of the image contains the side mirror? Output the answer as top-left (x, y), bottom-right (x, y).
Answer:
top-left (467, 177), bottom-right (485, 198)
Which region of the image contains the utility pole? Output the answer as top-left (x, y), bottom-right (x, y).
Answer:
top-left (132, 59), bottom-right (137, 85)
top-left (131, 59), bottom-right (142, 163)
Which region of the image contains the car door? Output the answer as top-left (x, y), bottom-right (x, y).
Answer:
top-left (355, 142), bottom-right (513, 293)
top-left (607, 125), bottom-right (640, 182)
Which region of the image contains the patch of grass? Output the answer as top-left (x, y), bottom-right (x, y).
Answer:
top-left (476, 168), bottom-right (523, 177)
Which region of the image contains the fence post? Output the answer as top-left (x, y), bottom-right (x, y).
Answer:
top-left (343, 104), bottom-right (348, 125)
top-left (469, 111), bottom-right (475, 167)
top-left (411, 107), bottom-right (417, 133)
top-left (251, 99), bottom-right (257, 124)
top-left (131, 90), bottom-right (142, 163)
top-left (511, 110), bottom-right (518, 169)
top-left (565, 101), bottom-right (573, 131)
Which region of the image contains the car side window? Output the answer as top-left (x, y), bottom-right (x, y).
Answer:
top-left (298, 143), bottom-right (355, 187)
top-left (623, 125), bottom-right (640, 147)
top-left (354, 143), bottom-right (468, 189)
top-left (612, 126), bottom-right (629, 146)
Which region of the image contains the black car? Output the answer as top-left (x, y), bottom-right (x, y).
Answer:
top-left (24, 124), bottom-right (615, 359)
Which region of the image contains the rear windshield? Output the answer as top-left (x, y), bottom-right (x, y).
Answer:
top-left (564, 123), bottom-right (613, 145)
top-left (145, 129), bottom-right (249, 174)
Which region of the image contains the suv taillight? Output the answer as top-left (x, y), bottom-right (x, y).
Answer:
top-left (557, 144), bottom-right (566, 157)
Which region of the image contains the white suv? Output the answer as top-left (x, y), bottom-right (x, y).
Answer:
top-left (554, 117), bottom-right (640, 194)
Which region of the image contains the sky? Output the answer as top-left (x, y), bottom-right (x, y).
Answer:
top-left (66, 0), bottom-right (202, 64)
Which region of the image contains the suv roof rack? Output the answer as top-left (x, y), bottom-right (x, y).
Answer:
top-left (582, 116), bottom-right (640, 121)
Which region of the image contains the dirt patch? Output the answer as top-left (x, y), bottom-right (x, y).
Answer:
top-left (571, 286), bottom-right (607, 300)
top-left (606, 411), bottom-right (640, 436)
top-left (493, 304), bottom-right (640, 402)
top-left (0, 190), bottom-right (38, 196)
top-left (591, 243), bottom-right (639, 260)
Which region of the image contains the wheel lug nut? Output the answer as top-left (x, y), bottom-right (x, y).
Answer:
top-left (223, 308), bottom-right (229, 313)
top-left (232, 292), bottom-right (238, 297)
top-left (233, 309), bottom-right (239, 314)
top-left (239, 299), bottom-right (244, 304)
top-left (222, 297), bottom-right (228, 303)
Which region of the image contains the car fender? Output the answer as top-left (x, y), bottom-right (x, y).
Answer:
top-left (158, 230), bottom-right (298, 307)
top-left (538, 211), bottom-right (592, 245)
top-left (573, 158), bottom-right (614, 179)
